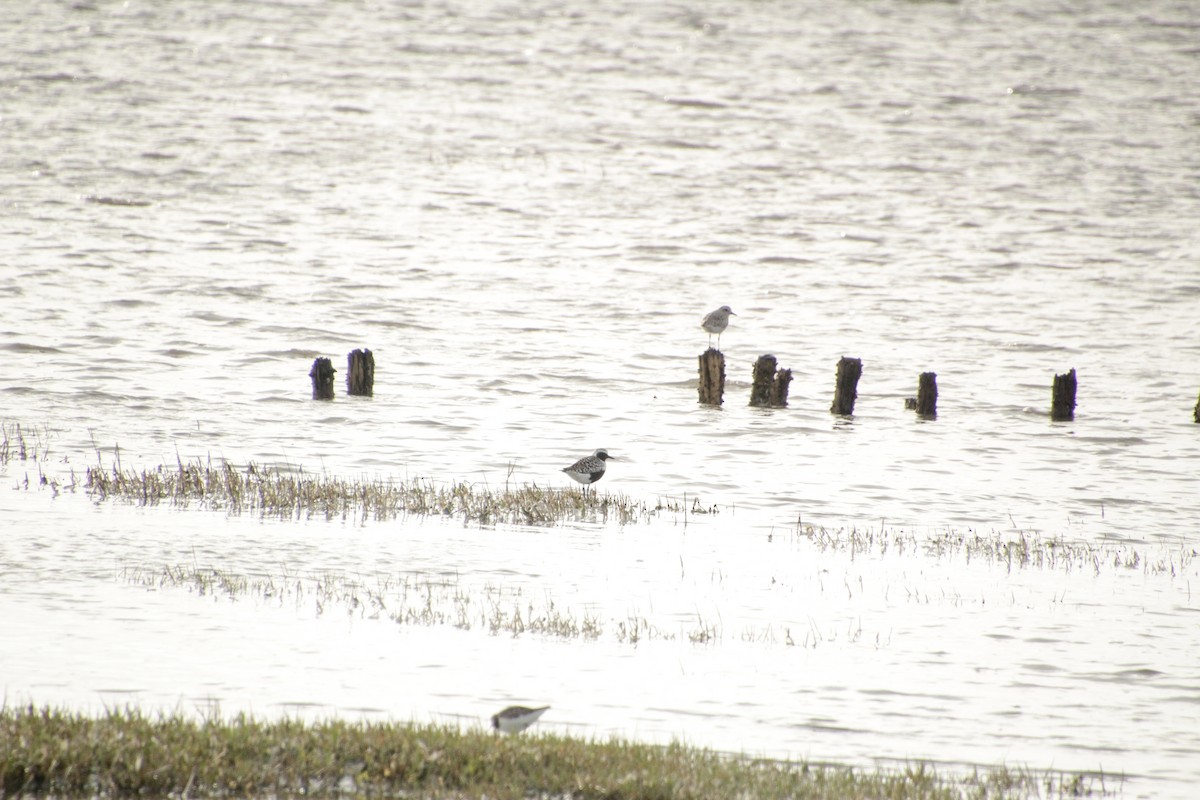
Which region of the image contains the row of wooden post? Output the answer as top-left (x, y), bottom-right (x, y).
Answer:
top-left (699, 351), bottom-right (1094, 421)
top-left (309, 347), bottom-right (1196, 423)
top-left (310, 349), bottom-right (375, 399)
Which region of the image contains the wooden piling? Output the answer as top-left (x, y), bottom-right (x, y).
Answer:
top-left (830, 356), bottom-right (862, 416)
top-left (1050, 368), bottom-right (1076, 421)
top-left (698, 349), bottom-right (725, 405)
top-left (916, 371), bottom-right (937, 417)
top-left (749, 354), bottom-right (792, 408)
top-left (1194, 390), bottom-right (1200, 423)
top-left (309, 357), bottom-right (336, 400)
top-left (749, 355), bottom-right (776, 407)
top-left (771, 367), bottom-right (793, 407)
top-left (347, 348), bottom-right (375, 396)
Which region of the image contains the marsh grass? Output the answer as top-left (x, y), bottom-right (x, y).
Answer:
top-left (0, 422), bottom-right (51, 465)
top-left (118, 515), bottom-right (1196, 649)
top-left (0, 706), bottom-right (1111, 800)
top-left (85, 456), bottom-right (680, 526)
top-left (40, 438), bottom-right (1196, 586)
top-left (120, 565), bottom-right (714, 644)
top-left (0, 423), bottom-right (65, 494)
top-left (797, 523), bottom-right (1196, 579)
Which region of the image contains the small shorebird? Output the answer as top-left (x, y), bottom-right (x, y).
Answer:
top-left (701, 305), bottom-right (736, 350)
top-left (561, 448), bottom-right (613, 494)
top-left (492, 705), bottom-right (550, 734)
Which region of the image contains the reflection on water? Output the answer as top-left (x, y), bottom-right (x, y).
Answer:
top-left (2, 0), bottom-right (1200, 796)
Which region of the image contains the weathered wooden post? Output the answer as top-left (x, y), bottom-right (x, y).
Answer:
top-left (915, 372), bottom-right (937, 417)
top-left (1050, 368), bottom-right (1076, 421)
top-left (771, 366), bottom-right (792, 407)
top-left (749, 355), bottom-right (792, 408)
top-left (749, 355), bottom-right (775, 407)
top-left (830, 356), bottom-right (862, 416)
top-left (347, 348), bottom-right (375, 396)
top-left (309, 357), bottom-right (335, 400)
top-left (698, 350), bottom-right (725, 405)
top-left (1194, 390), bottom-right (1199, 423)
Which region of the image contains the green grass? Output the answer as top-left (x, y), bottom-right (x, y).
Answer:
top-left (0, 706), bottom-right (1111, 799)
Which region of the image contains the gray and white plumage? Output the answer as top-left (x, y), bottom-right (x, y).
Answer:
top-left (491, 705), bottom-right (549, 734)
top-left (562, 448), bottom-right (612, 488)
top-left (701, 305), bottom-right (736, 349)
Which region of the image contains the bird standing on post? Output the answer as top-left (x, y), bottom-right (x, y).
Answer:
top-left (561, 449), bottom-right (613, 495)
top-left (701, 305), bottom-right (736, 350)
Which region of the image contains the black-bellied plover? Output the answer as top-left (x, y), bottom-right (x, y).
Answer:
top-left (562, 449), bottom-right (612, 493)
top-left (491, 705), bottom-right (550, 734)
top-left (701, 305), bottom-right (736, 350)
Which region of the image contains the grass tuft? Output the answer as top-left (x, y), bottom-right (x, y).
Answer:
top-left (798, 523), bottom-right (1196, 578)
top-left (0, 422), bottom-right (51, 465)
top-left (84, 456), bottom-right (680, 527)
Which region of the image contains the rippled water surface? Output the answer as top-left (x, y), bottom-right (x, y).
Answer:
top-left (3, 0), bottom-right (1200, 797)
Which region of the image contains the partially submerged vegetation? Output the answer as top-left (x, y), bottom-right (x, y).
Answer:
top-left (8, 421), bottom-right (1194, 585)
top-left (75, 453), bottom-right (1200, 581)
top-left (3, 422), bottom-right (686, 526)
top-left (120, 565), bottom-right (721, 645)
top-left (0, 706), bottom-right (1111, 800)
top-left (0, 422), bottom-right (50, 466)
top-left (797, 522), bottom-right (1195, 578)
top-left (83, 457), bottom-right (679, 527)
top-left (121, 511), bottom-right (1197, 648)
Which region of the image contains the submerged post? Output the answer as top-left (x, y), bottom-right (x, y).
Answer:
top-left (916, 371), bottom-right (938, 417)
top-left (1051, 368), bottom-right (1077, 421)
top-left (749, 355), bottom-right (776, 407)
top-left (309, 357), bottom-right (336, 400)
top-left (749, 354), bottom-right (792, 408)
top-left (831, 356), bottom-right (862, 416)
top-left (347, 348), bottom-right (375, 396)
top-left (771, 366), bottom-right (793, 407)
top-left (698, 349), bottom-right (725, 406)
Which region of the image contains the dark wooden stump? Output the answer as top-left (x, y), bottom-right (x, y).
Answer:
top-left (698, 349), bottom-right (725, 405)
top-left (347, 348), bottom-right (375, 396)
top-left (1051, 367), bottom-right (1077, 421)
top-left (749, 355), bottom-right (776, 407)
top-left (749, 354), bottom-right (791, 408)
top-left (1194, 390), bottom-right (1200, 423)
top-left (830, 356), bottom-right (862, 416)
top-left (309, 357), bottom-right (336, 400)
top-left (771, 367), bottom-right (792, 408)
top-left (916, 371), bottom-right (937, 417)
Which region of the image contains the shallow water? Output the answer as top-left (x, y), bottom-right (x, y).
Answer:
top-left (3, 0), bottom-right (1200, 797)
